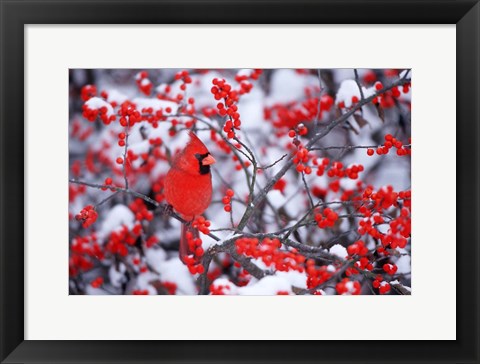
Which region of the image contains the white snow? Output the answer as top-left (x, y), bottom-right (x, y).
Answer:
top-left (329, 244), bottom-right (347, 259)
top-left (275, 270), bottom-right (307, 289)
top-left (156, 259), bottom-right (196, 295)
top-left (135, 271), bottom-right (158, 295)
top-left (335, 80), bottom-right (374, 108)
top-left (267, 190), bottom-right (287, 210)
top-left (210, 278), bottom-right (239, 295)
top-left (98, 204), bottom-right (135, 240)
top-left (109, 263), bottom-right (127, 288)
top-left (394, 253), bottom-right (411, 275)
top-left (238, 275), bottom-right (292, 295)
top-left (145, 247), bottom-right (168, 270)
top-left (267, 69), bottom-right (315, 104)
top-left (107, 89), bottom-right (128, 105)
top-left (140, 78), bottom-right (151, 86)
top-left (85, 97), bottom-right (114, 116)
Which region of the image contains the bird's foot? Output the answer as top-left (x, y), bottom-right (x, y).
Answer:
top-left (160, 204), bottom-right (174, 216)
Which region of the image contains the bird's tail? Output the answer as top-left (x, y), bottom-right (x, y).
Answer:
top-left (179, 222), bottom-right (200, 265)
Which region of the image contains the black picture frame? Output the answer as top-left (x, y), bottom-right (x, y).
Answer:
top-left (1, 0), bottom-right (478, 363)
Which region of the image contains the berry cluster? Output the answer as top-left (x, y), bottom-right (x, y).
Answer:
top-left (383, 263), bottom-right (398, 275)
top-left (75, 205), bottom-right (98, 228)
top-left (357, 186), bottom-right (411, 250)
top-left (135, 71), bottom-right (153, 96)
top-left (71, 234), bottom-right (104, 260)
top-left (211, 78), bottom-right (241, 139)
top-left (69, 253), bottom-right (94, 277)
top-left (234, 69), bottom-right (262, 83)
top-left (81, 84), bottom-right (97, 102)
top-left (222, 189), bottom-right (234, 212)
top-left (355, 257), bottom-right (373, 271)
top-left (129, 198), bottom-right (154, 222)
top-left (116, 131), bottom-right (126, 147)
top-left (314, 207), bottom-right (339, 228)
top-left (184, 232), bottom-right (205, 275)
top-left (210, 282), bottom-right (234, 295)
top-left (367, 134), bottom-right (411, 157)
top-left (162, 281), bottom-right (177, 295)
top-left (106, 225), bottom-right (140, 257)
top-left (151, 180), bottom-right (165, 203)
top-left (265, 94), bottom-right (334, 130)
top-left (372, 81), bottom-right (411, 109)
top-left (313, 157), bottom-right (330, 177)
top-left (69, 183), bottom-right (86, 202)
top-left (326, 161), bottom-right (364, 180)
top-left (192, 216), bottom-right (211, 235)
top-left (381, 211), bottom-right (411, 249)
top-left (132, 289), bottom-right (150, 295)
top-left (372, 276), bottom-right (391, 294)
top-left (346, 257), bottom-right (374, 276)
top-left (306, 260), bottom-right (334, 289)
top-left (347, 240), bottom-right (369, 257)
top-left (119, 101), bottom-right (143, 127)
top-left (69, 235), bottom-right (104, 277)
top-left (174, 70), bottom-right (193, 95)
top-left (90, 277), bottom-right (104, 288)
top-left (363, 185), bottom-right (400, 211)
top-left (145, 235), bottom-right (159, 248)
top-left (235, 238), bottom-right (306, 272)
top-left (335, 278), bottom-right (361, 295)
top-left (100, 177), bottom-right (115, 191)
top-left (82, 97), bottom-right (116, 125)
top-left (293, 144), bottom-right (313, 174)
top-left (288, 123), bottom-right (309, 139)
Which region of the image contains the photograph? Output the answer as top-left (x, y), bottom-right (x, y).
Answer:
top-left (69, 68), bottom-right (412, 296)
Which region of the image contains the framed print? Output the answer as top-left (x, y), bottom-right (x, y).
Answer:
top-left (1, 0), bottom-right (479, 363)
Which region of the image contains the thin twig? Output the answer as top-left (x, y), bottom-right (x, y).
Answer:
top-left (259, 153), bottom-right (288, 170)
top-left (354, 69), bottom-right (365, 100)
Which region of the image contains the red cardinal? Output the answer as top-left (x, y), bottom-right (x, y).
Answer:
top-left (164, 132), bottom-right (216, 264)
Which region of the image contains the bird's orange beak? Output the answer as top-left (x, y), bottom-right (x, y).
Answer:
top-left (202, 155), bottom-right (216, 166)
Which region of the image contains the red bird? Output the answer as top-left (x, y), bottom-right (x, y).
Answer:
top-left (164, 132), bottom-right (216, 264)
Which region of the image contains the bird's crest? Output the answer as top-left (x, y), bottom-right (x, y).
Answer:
top-left (186, 131), bottom-right (209, 154)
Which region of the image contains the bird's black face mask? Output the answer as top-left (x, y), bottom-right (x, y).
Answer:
top-left (195, 153), bottom-right (213, 175)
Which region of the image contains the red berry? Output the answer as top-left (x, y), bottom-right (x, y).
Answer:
top-left (222, 196), bottom-right (231, 204)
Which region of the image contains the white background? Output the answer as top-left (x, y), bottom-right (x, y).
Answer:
top-left (25, 25), bottom-right (456, 340)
